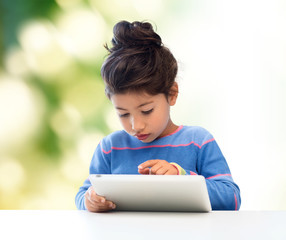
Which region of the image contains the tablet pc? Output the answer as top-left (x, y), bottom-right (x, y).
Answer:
top-left (89, 174), bottom-right (212, 212)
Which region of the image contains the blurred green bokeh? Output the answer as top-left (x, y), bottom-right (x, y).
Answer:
top-left (0, 0), bottom-right (126, 209)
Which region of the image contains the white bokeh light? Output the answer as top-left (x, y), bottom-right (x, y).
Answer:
top-left (0, 76), bottom-right (43, 152)
top-left (57, 7), bottom-right (106, 61)
top-left (19, 20), bottom-right (71, 77)
top-left (0, 157), bottom-right (26, 194)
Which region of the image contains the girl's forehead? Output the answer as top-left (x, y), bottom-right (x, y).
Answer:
top-left (111, 92), bottom-right (165, 107)
top-left (113, 91), bottom-right (151, 99)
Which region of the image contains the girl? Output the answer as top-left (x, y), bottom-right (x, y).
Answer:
top-left (75, 20), bottom-right (241, 212)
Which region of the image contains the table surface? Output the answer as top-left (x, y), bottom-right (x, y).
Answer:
top-left (0, 210), bottom-right (286, 240)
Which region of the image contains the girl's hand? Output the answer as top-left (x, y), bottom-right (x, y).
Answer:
top-left (138, 160), bottom-right (178, 175)
top-left (84, 186), bottom-right (116, 212)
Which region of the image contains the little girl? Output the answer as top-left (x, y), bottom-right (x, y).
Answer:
top-left (75, 20), bottom-right (241, 212)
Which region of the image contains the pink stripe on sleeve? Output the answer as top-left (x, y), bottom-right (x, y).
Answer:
top-left (102, 148), bottom-right (112, 154)
top-left (201, 138), bottom-right (215, 147)
top-left (206, 174), bottom-right (232, 179)
top-left (234, 193), bottom-right (238, 211)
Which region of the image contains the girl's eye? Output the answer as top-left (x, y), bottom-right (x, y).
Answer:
top-left (119, 113), bottom-right (129, 118)
top-left (142, 109), bottom-right (154, 115)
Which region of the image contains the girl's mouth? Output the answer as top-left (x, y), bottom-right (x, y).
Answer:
top-left (135, 134), bottom-right (150, 141)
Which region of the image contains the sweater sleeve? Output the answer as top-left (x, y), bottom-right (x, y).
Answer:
top-left (75, 140), bottom-right (111, 210)
top-left (178, 137), bottom-right (241, 210)
top-left (198, 139), bottom-right (241, 210)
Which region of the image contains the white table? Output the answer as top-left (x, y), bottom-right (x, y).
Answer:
top-left (0, 210), bottom-right (285, 240)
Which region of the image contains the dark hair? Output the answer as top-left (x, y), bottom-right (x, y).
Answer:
top-left (101, 20), bottom-right (178, 99)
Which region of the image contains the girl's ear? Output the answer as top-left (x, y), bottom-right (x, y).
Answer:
top-left (168, 82), bottom-right (179, 106)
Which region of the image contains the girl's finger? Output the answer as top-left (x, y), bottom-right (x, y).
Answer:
top-left (154, 167), bottom-right (168, 175)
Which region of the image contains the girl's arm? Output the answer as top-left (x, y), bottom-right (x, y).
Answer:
top-left (205, 175), bottom-right (240, 210)
top-left (75, 141), bottom-right (111, 210)
top-left (75, 178), bottom-right (91, 210)
top-left (198, 139), bottom-right (241, 210)
top-left (171, 140), bottom-right (241, 211)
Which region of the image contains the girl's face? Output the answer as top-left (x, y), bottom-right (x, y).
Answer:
top-left (111, 88), bottom-right (178, 143)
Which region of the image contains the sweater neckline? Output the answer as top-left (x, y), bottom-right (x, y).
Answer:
top-left (158, 125), bottom-right (183, 139)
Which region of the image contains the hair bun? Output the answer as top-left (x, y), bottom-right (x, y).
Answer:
top-left (111, 21), bottom-right (162, 50)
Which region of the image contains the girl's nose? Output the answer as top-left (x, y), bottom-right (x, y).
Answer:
top-left (131, 116), bottom-right (145, 132)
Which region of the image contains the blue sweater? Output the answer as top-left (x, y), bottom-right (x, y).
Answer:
top-left (75, 126), bottom-right (241, 210)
